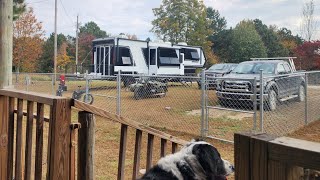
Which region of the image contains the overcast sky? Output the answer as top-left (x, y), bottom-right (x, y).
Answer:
top-left (25, 0), bottom-right (320, 40)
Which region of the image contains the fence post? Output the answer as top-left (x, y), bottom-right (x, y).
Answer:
top-left (305, 73), bottom-right (308, 125)
top-left (259, 70), bottom-right (264, 133)
top-left (0, 96), bottom-right (9, 180)
top-left (47, 98), bottom-right (71, 180)
top-left (253, 77), bottom-right (257, 131)
top-left (117, 71), bottom-right (121, 116)
top-left (200, 69), bottom-right (206, 137)
top-left (78, 111), bottom-right (95, 180)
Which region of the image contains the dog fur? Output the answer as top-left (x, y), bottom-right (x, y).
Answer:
top-left (139, 140), bottom-right (234, 180)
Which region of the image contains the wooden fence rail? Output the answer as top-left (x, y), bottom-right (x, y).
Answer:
top-left (0, 89), bottom-right (187, 180)
top-left (235, 132), bottom-right (320, 180)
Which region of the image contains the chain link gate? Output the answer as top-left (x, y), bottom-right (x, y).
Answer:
top-left (200, 69), bottom-right (260, 142)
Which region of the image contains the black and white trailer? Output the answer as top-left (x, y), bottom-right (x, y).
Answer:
top-left (90, 36), bottom-right (206, 76)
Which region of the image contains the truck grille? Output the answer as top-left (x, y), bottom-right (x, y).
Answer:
top-left (222, 81), bottom-right (252, 92)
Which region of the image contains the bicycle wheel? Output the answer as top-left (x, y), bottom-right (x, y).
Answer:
top-left (83, 94), bottom-right (94, 104)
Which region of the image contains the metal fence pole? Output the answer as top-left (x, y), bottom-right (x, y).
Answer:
top-left (51, 74), bottom-right (55, 95)
top-left (200, 69), bottom-right (206, 137)
top-left (117, 71), bottom-right (121, 116)
top-left (85, 71), bottom-right (90, 103)
top-left (25, 74), bottom-right (29, 91)
top-left (305, 73), bottom-right (308, 125)
top-left (259, 70), bottom-right (264, 133)
top-left (253, 77), bottom-right (257, 131)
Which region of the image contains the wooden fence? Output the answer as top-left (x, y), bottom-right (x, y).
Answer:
top-left (0, 89), bottom-right (187, 180)
top-left (235, 132), bottom-right (320, 180)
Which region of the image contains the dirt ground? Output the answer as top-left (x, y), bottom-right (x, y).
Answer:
top-left (12, 77), bottom-right (320, 180)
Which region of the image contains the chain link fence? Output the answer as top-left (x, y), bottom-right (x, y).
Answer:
top-left (11, 71), bottom-right (320, 142)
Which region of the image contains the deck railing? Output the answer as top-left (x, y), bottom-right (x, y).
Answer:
top-left (0, 89), bottom-right (187, 180)
top-left (234, 132), bottom-right (320, 180)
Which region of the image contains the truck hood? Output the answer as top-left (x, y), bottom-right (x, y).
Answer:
top-left (222, 73), bottom-right (273, 80)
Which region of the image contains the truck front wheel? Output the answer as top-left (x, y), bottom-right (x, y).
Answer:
top-left (266, 90), bottom-right (277, 111)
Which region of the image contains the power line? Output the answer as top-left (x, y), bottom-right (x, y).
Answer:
top-left (58, 0), bottom-right (74, 25)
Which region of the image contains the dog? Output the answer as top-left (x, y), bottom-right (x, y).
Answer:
top-left (139, 140), bottom-right (234, 180)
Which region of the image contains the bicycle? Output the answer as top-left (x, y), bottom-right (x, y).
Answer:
top-left (72, 85), bottom-right (94, 104)
top-left (56, 84), bottom-right (64, 96)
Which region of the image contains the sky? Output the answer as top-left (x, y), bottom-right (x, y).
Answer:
top-left (25, 0), bottom-right (320, 40)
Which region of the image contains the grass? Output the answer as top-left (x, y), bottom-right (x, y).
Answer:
top-left (12, 77), bottom-right (320, 179)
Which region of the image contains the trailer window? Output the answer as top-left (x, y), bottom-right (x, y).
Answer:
top-left (182, 48), bottom-right (200, 61)
top-left (159, 48), bottom-right (180, 66)
top-left (116, 47), bottom-right (133, 66)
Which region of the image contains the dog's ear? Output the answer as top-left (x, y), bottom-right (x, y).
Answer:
top-left (192, 144), bottom-right (219, 176)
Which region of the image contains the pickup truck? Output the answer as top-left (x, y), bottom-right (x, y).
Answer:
top-left (197, 63), bottom-right (237, 89)
top-left (215, 60), bottom-right (305, 111)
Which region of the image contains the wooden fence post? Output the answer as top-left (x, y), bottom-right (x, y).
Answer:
top-left (0, 96), bottom-right (9, 180)
top-left (48, 99), bottom-right (71, 180)
top-left (78, 111), bottom-right (95, 180)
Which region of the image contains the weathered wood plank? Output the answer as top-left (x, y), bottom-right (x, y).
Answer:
top-left (24, 101), bottom-right (34, 180)
top-left (146, 134), bottom-right (154, 171)
top-left (70, 123), bottom-right (80, 180)
top-left (14, 109), bottom-right (50, 122)
top-left (7, 97), bottom-right (15, 180)
top-left (0, 96), bottom-right (9, 180)
top-left (269, 137), bottom-right (320, 170)
top-left (172, 142), bottom-right (178, 154)
top-left (267, 160), bottom-right (286, 180)
top-left (15, 98), bottom-right (23, 180)
top-left (78, 112), bottom-right (95, 180)
top-left (35, 103), bottom-right (44, 180)
top-left (47, 99), bottom-right (71, 180)
top-left (132, 129), bottom-right (142, 180)
top-left (74, 100), bottom-right (187, 146)
top-left (160, 139), bottom-right (167, 158)
top-left (117, 124), bottom-right (128, 180)
top-left (250, 134), bottom-right (276, 180)
top-left (0, 89), bottom-right (60, 105)
top-left (234, 133), bottom-right (252, 180)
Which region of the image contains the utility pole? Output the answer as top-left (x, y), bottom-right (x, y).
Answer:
top-left (54, 0), bottom-right (57, 84)
top-left (76, 15), bottom-right (79, 74)
top-left (0, 0), bottom-right (13, 89)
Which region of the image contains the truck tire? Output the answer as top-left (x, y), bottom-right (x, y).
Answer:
top-left (297, 84), bottom-right (305, 102)
top-left (266, 90), bottom-right (277, 111)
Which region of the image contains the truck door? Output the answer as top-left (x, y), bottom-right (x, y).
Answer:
top-left (148, 47), bottom-right (157, 75)
top-left (276, 63), bottom-right (290, 98)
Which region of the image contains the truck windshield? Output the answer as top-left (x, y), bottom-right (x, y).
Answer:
top-left (231, 62), bottom-right (275, 74)
top-left (208, 64), bottom-right (228, 71)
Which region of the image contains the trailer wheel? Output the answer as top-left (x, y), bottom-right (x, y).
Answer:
top-left (134, 88), bottom-right (144, 100)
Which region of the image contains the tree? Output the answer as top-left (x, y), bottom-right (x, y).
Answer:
top-left (278, 28), bottom-right (303, 55)
top-left (253, 19), bottom-right (289, 57)
top-left (13, 0), bottom-right (26, 20)
top-left (206, 7), bottom-right (227, 36)
top-left (151, 0), bottom-right (214, 65)
top-left (13, 8), bottom-right (44, 72)
top-left (57, 42), bottom-right (73, 72)
top-left (78, 33), bottom-right (96, 68)
top-left (126, 34), bottom-right (138, 40)
top-left (79, 21), bottom-right (108, 38)
top-left (294, 41), bottom-right (320, 70)
top-left (37, 33), bottom-right (66, 72)
top-left (300, 0), bottom-right (316, 41)
top-left (229, 20), bottom-right (267, 63)
top-left (211, 28), bottom-right (233, 62)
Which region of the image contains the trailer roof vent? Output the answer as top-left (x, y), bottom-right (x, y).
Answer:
top-left (178, 42), bottom-right (188, 46)
top-left (118, 33), bottom-right (128, 39)
top-left (165, 41), bottom-right (172, 45)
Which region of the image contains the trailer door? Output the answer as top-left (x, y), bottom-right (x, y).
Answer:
top-left (148, 47), bottom-right (157, 75)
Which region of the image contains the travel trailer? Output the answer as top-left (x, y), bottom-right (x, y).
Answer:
top-left (90, 36), bottom-right (206, 76)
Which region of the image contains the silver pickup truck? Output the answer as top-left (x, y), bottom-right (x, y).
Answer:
top-left (215, 60), bottom-right (305, 111)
